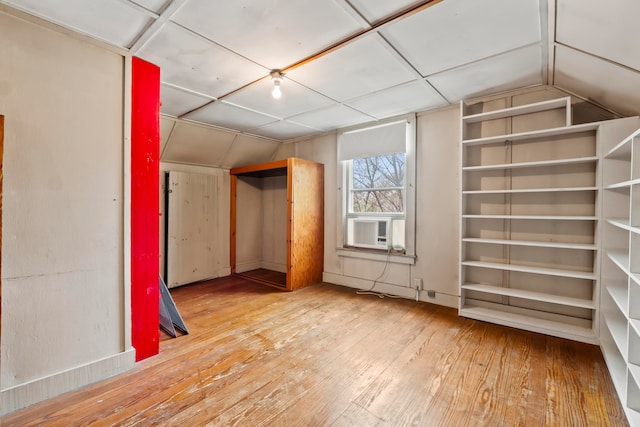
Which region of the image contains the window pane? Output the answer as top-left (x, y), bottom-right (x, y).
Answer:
top-left (352, 153), bottom-right (405, 190)
top-left (352, 189), bottom-right (404, 213)
top-left (351, 153), bottom-right (405, 213)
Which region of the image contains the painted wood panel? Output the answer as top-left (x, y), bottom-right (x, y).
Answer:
top-left (131, 56), bottom-right (161, 361)
top-left (288, 158), bottom-right (324, 289)
top-left (167, 171), bottom-right (219, 287)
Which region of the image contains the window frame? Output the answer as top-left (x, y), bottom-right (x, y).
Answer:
top-left (337, 114), bottom-right (416, 261)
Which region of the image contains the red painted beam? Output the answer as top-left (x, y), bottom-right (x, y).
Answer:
top-left (131, 57), bottom-right (160, 361)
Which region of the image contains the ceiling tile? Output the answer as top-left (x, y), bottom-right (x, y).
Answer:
top-left (136, 22), bottom-right (268, 98)
top-left (161, 121), bottom-right (236, 166)
top-left (289, 104), bottom-right (374, 131)
top-left (224, 76), bottom-right (335, 119)
top-left (183, 101), bottom-right (277, 131)
top-left (428, 45), bottom-right (542, 102)
top-left (554, 45), bottom-right (640, 117)
top-left (130, 0), bottom-right (168, 14)
top-left (382, 0), bottom-right (541, 76)
top-left (345, 80), bottom-right (447, 119)
top-left (286, 33), bottom-right (416, 102)
top-left (220, 135), bottom-right (280, 169)
top-left (160, 84), bottom-right (212, 117)
top-left (556, 0), bottom-right (640, 71)
top-left (171, 0), bottom-right (365, 69)
top-left (3, 0), bottom-right (153, 47)
top-left (247, 121), bottom-right (320, 140)
top-left (346, 0), bottom-right (425, 24)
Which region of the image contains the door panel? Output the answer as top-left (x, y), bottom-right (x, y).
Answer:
top-left (167, 171), bottom-right (218, 288)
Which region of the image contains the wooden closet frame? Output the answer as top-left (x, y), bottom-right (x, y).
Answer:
top-left (230, 158), bottom-right (324, 291)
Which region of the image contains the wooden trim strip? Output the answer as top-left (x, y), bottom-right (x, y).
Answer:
top-left (230, 159), bottom-right (288, 176)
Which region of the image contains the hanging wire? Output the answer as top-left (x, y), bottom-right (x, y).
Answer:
top-left (356, 247), bottom-right (403, 299)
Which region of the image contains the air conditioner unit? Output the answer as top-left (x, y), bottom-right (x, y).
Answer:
top-left (352, 218), bottom-right (392, 249)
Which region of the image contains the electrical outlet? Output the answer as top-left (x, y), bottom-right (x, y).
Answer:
top-left (413, 278), bottom-right (423, 291)
top-left (427, 290), bottom-right (436, 298)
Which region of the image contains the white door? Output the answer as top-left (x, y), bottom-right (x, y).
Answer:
top-left (167, 171), bottom-right (218, 288)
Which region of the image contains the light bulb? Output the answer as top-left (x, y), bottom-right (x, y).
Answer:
top-left (272, 78), bottom-right (282, 99)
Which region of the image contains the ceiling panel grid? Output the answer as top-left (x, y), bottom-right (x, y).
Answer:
top-left (2, 0), bottom-right (639, 147)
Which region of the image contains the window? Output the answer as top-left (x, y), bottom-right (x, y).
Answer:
top-left (338, 114), bottom-right (416, 256)
top-left (350, 153), bottom-right (405, 214)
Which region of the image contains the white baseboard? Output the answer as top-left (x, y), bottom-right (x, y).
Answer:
top-left (1, 348), bottom-right (136, 416)
top-left (235, 261), bottom-right (262, 274)
top-left (260, 261), bottom-right (286, 273)
top-left (322, 272), bottom-right (459, 308)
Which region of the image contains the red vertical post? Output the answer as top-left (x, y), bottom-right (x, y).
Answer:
top-left (131, 57), bottom-right (160, 361)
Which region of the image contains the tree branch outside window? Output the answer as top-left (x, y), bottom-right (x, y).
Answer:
top-left (351, 153), bottom-right (405, 213)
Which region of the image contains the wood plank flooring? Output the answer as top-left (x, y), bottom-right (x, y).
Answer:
top-left (237, 268), bottom-right (287, 288)
top-left (1, 276), bottom-right (628, 426)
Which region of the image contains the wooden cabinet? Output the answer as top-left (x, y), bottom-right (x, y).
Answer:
top-left (230, 158), bottom-right (324, 291)
top-left (600, 126), bottom-right (640, 426)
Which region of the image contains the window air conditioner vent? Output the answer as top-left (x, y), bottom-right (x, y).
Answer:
top-left (352, 218), bottom-right (391, 249)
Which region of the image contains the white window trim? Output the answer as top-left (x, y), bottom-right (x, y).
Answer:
top-left (336, 113), bottom-right (416, 264)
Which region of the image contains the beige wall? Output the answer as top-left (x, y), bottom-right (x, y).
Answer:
top-left (261, 176), bottom-right (287, 272)
top-left (164, 86), bottom-right (616, 309)
top-left (233, 174), bottom-right (288, 273)
top-left (275, 87), bottom-right (594, 307)
top-left (0, 9), bottom-right (133, 414)
top-left (274, 108), bottom-right (461, 305)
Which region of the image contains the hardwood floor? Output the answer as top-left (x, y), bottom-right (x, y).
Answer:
top-left (1, 276), bottom-right (628, 426)
top-left (237, 268), bottom-right (287, 288)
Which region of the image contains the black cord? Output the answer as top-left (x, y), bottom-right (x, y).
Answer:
top-left (356, 247), bottom-right (402, 299)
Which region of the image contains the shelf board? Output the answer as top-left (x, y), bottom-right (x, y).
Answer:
top-left (462, 283), bottom-right (595, 308)
top-left (627, 410), bottom-right (640, 427)
top-left (631, 362), bottom-right (640, 381)
top-left (459, 305), bottom-right (595, 342)
top-left (630, 318), bottom-right (640, 337)
top-left (463, 156), bottom-right (598, 171)
top-left (607, 250), bottom-right (631, 275)
top-left (462, 237), bottom-right (596, 250)
top-left (462, 97), bottom-right (570, 124)
top-left (462, 122), bottom-right (599, 146)
top-left (462, 260), bottom-right (596, 280)
top-left (603, 311), bottom-right (628, 361)
top-left (604, 133), bottom-right (634, 159)
top-left (604, 179), bottom-right (640, 190)
top-left (463, 214), bottom-right (597, 221)
top-left (606, 218), bottom-right (640, 235)
top-left (463, 186), bottom-right (597, 195)
top-left (607, 218), bottom-right (633, 232)
top-left (600, 333), bottom-right (628, 394)
top-left (628, 365), bottom-right (640, 412)
top-left (607, 284), bottom-right (629, 316)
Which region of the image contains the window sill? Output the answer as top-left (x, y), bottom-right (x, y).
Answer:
top-left (336, 247), bottom-right (416, 265)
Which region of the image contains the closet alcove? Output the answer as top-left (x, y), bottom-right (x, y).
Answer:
top-left (230, 158), bottom-right (324, 291)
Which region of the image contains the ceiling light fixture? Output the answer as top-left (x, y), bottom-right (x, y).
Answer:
top-left (271, 70), bottom-right (284, 99)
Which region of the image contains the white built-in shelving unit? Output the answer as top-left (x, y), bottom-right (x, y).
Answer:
top-left (459, 95), bottom-right (640, 425)
top-left (600, 127), bottom-right (640, 426)
top-left (459, 96), bottom-right (602, 343)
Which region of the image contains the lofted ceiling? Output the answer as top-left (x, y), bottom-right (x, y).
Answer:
top-left (2, 0), bottom-right (639, 149)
